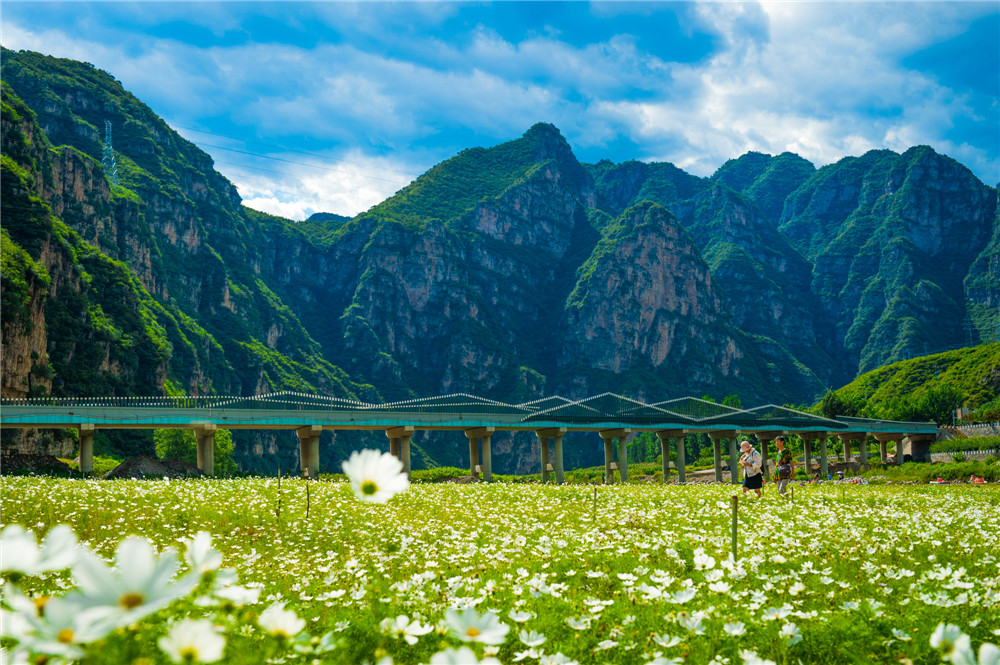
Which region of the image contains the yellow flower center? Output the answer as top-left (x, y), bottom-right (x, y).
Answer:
top-left (119, 592), bottom-right (145, 609)
top-left (56, 628), bottom-right (74, 644)
top-left (466, 627), bottom-right (481, 638)
top-left (361, 480), bottom-right (378, 496)
top-left (33, 596), bottom-right (49, 617)
top-left (180, 647), bottom-right (198, 663)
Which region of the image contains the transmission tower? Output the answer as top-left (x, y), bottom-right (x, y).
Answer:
top-left (102, 120), bottom-right (119, 187)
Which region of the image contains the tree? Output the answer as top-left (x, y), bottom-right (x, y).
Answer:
top-left (722, 394), bottom-right (742, 409)
top-left (819, 390), bottom-right (865, 419)
top-left (915, 385), bottom-right (964, 425)
top-left (154, 429), bottom-right (237, 476)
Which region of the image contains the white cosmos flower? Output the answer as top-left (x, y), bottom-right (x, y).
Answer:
top-left (652, 633), bottom-right (682, 648)
top-left (694, 552), bottom-right (716, 570)
top-left (71, 536), bottom-right (197, 629)
top-left (258, 602), bottom-right (305, 638)
top-left (566, 617), bottom-right (590, 630)
top-left (341, 450), bottom-right (409, 503)
top-left (513, 648), bottom-right (540, 661)
top-left (519, 629), bottom-right (546, 647)
top-left (444, 608), bottom-right (509, 645)
top-left (184, 532), bottom-right (223, 577)
top-left (979, 643), bottom-right (1000, 665)
top-left (0, 588), bottom-right (110, 660)
top-left (761, 606), bottom-right (791, 621)
top-left (779, 622), bottom-right (802, 646)
top-left (665, 588), bottom-right (697, 604)
top-left (646, 657), bottom-right (684, 665)
top-left (709, 581), bottom-right (732, 594)
top-left (430, 646), bottom-right (501, 664)
top-left (740, 649), bottom-right (778, 665)
top-left (595, 639), bottom-right (618, 650)
top-left (724, 622), bottom-right (747, 636)
top-left (931, 624), bottom-right (975, 665)
top-left (158, 619), bottom-right (225, 663)
top-left (508, 609), bottom-right (534, 622)
top-left (540, 654), bottom-right (579, 665)
top-left (212, 584), bottom-right (261, 607)
top-left (380, 614), bottom-right (433, 645)
top-left (891, 628), bottom-right (911, 641)
top-left (676, 612), bottom-right (705, 635)
top-left (0, 525), bottom-right (78, 577)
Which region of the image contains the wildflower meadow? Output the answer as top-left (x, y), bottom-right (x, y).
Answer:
top-left (2, 451), bottom-right (999, 664)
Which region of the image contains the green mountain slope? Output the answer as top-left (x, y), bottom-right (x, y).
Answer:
top-left (820, 343), bottom-right (1000, 423)
top-left (1, 50), bottom-right (373, 471)
top-left (781, 147), bottom-right (996, 374)
top-left (712, 151), bottom-right (816, 224)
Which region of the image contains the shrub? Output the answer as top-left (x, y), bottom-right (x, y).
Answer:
top-left (861, 460), bottom-right (1000, 483)
top-left (953, 452), bottom-right (966, 463)
top-left (64, 454), bottom-right (122, 477)
top-left (931, 436), bottom-right (1000, 454)
top-left (984, 455), bottom-right (997, 466)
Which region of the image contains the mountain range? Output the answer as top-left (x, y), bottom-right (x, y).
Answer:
top-left (2, 48), bottom-right (997, 473)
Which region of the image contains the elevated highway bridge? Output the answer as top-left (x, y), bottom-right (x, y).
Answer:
top-left (0, 392), bottom-right (937, 482)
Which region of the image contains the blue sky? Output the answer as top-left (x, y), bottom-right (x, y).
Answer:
top-left (4, 1), bottom-right (998, 219)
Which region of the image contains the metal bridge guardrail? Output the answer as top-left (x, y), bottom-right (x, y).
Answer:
top-left (0, 392), bottom-right (940, 435)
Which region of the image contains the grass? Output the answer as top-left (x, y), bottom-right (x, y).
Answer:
top-left (2, 476), bottom-right (998, 664)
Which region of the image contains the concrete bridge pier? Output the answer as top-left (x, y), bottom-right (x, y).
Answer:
top-left (837, 432), bottom-right (868, 467)
top-left (195, 424), bottom-right (217, 476)
top-left (600, 429), bottom-right (630, 484)
top-left (296, 425), bottom-right (321, 479)
top-left (908, 434), bottom-right (936, 463)
top-left (819, 435), bottom-right (829, 479)
top-left (656, 430), bottom-right (687, 483)
top-left (708, 431), bottom-right (738, 483)
top-left (465, 427), bottom-right (494, 482)
top-left (78, 424), bottom-right (95, 476)
top-left (385, 426), bottom-right (414, 480)
top-left (788, 432), bottom-right (815, 478)
top-left (536, 428), bottom-right (566, 483)
top-left (874, 433), bottom-right (900, 464)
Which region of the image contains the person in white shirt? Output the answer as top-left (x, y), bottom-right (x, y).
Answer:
top-left (739, 440), bottom-right (763, 497)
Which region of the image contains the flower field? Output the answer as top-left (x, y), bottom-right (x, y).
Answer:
top-left (2, 472), bottom-right (999, 664)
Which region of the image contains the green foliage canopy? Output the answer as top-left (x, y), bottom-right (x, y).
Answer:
top-left (154, 428), bottom-right (237, 476)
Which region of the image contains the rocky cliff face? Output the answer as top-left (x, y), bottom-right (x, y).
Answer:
top-left (780, 147), bottom-right (996, 373)
top-left (560, 202), bottom-right (743, 391)
top-left (1, 51), bottom-right (367, 470)
top-left (965, 188), bottom-right (1000, 337)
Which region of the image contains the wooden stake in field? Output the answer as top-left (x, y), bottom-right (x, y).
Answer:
top-left (276, 467), bottom-right (282, 525)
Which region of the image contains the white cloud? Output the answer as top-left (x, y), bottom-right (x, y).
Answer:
top-left (4, 0), bottom-right (996, 218)
top-left (223, 149), bottom-right (417, 219)
top-left (601, 1), bottom-right (998, 180)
